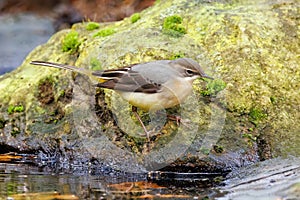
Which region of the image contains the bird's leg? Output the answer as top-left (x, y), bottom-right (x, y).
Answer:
top-left (132, 106), bottom-right (150, 141)
top-left (167, 114), bottom-right (181, 126)
top-left (167, 114), bottom-right (191, 128)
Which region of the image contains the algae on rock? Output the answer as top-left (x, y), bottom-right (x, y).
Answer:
top-left (0, 0), bottom-right (299, 172)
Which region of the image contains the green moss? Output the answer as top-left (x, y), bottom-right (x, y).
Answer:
top-left (7, 105), bottom-right (24, 114)
top-left (213, 176), bottom-right (224, 183)
top-left (11, 127), bottom-right (20, 137)
top-left (213, 145), bottom-right (224, 153)
top-left (90, 57), bottom-right (102, 70)
top-left (7, 105), bottom-right (15, 114)
top-left (86, 22), bottom-right (100, 31)
top-left (44, 107), bottom-right (64, 124)
top-left (93, 28), bottom-right (116, 37)
top-left (169, 52), bottom-right (185, 60)
top-left (242, 132), bottom-right (257, 147)
top-left (242, 133), bottom-right (257, 141)
top-left (61, 31), bottom-right (81, 53)
top-left (6, 182), bottom-right (17, 195)
top-left (249, 108), bottom-right (267, 126)
top-left (58, 90), bottom-right (65, 98)
top-left (0, 118), bottom-right (6, 129)
top-left (131, 13), bottom-right (141, 23)
top-left (163, 15), bottom-right (186, 37)
top-left (270, 96), bottom-right (277, 104)
top-left (199, 147), bottom-right (210, 155)
top-left (14, 105), bottom-right (24, 112)
top-left (201, 79), bottom-right (226, 96)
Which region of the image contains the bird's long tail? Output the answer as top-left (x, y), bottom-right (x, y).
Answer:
top-left (30, 60), bottom-right (109, 84)
top-left (30, 61), bottom-right (88, 74)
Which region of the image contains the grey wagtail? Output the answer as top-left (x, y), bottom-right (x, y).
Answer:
top-left (30, 58), bottom-right (213, 140)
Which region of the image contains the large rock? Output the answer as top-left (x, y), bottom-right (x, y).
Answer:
top-left (219, 157), bottom-right (300, 200)
top-left (0, 0), bottom-right (299, 173)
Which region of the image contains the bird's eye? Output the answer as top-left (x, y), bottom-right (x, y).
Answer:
top-left (185, 69), bottom-right (195, 76)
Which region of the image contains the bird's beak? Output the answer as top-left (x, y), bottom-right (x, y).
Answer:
top-left (201, 74), bottom-right (214, 80)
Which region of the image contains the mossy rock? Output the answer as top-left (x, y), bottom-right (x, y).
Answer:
top-left (0, 0), bottom-right (299, 173)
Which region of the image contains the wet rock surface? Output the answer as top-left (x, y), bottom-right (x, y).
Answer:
top-left (220, 157), bottom-right (300, 200)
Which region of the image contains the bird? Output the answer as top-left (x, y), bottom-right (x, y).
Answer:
top-left (30, 58), bottom-right (213, 140)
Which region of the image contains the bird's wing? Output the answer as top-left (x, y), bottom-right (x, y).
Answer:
top-left (92, 67), bottom-right (162, 93)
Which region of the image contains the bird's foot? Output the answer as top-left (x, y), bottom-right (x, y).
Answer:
top-left (138, 128), bottom-right (159, 142)
top-left (167, 114), bottom-right (192, 128)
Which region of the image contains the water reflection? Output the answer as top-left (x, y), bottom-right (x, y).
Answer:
top-left (0, 163), bottom-right (226, 199)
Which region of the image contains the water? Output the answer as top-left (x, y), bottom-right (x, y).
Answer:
top-left (0, 163), bottom-right (226, 199)
top-left (0, 163), bottom-right (94, 199)
top-left (0, 14), bottom-right (54, 75)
